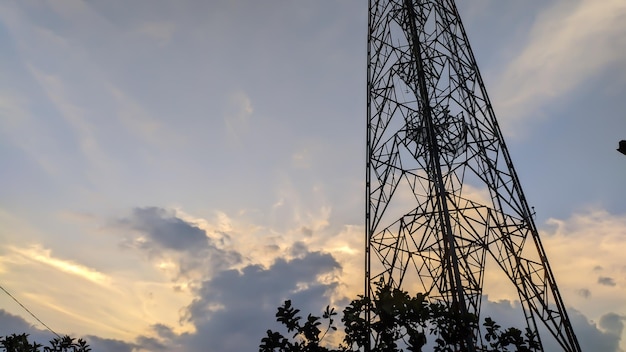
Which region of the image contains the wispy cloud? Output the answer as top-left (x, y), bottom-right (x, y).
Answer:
top-left (135, 21), bottom-right (176, 46)
top-left (27, 66), bottom-right (107, 168)
top-left (494, 0), bottom-right (626, 134)
top-left (107, 84), bottom-right (169, 146)
top-left (0, 240), bottom-right (197, 340)
top-left (0, 94), bottom-right (60, 176)
top-left (223, 90), bottom-right (254, 146)
top-left (8, 245), bottom-right (111, 286)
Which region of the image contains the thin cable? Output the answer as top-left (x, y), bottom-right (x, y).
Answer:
top-left (0, 284), bottom-right (61, 338)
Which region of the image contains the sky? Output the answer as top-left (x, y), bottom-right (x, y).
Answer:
top-left (0, 0), bottom-right (625, 351)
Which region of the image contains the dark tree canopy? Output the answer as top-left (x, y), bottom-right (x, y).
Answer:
top-left (0, 333), bottom-right (91, 352)
top-left (260, 284), bottom-right (539, 352)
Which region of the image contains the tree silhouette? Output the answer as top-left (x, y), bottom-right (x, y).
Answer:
top-left (0, 334), bottom-right (91, 352)
top-left (260, 284), bottom-right (539, 352)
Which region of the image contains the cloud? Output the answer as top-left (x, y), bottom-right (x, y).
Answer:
top-left (135, 21), bottom-right (176, 46)
top-left (106, 83), bottom-right (170, 147)
top-left (292, 149), bottom-right (312, 169)
top-left (5, 203), bottom-right (624, 351)
top-left (121, 207), bottom-right (209, 252)
top-left (494, 0), bottom-right (626, 133)
top-left (180, 247), bottom-right (341, 352)
top-left (3, 207), bottom-right (346, 351)
top-left (599, 313), bottom-right (626, 338)
top-left (85, 335), bottom-right (136, 352)
top-left (27, 65), bottom-right (112, 173)
top-left (6, 245), bottom-right (110, 286)
top-left (101, 243), bottom-right (343, 352)
top-left (0, 309), bottom-right (136, 352)
top-left (224, 90), bottom-right (254, 146)
top-left (117, 207), bottom-right (242, 281)
top-left (479, 297), bottom-right (623, 351)
top-left (569, 309), bottom-right (623, 352)
top-left (598, 277), bottom-right (617, 287)
top-left (0, 93), bottom-right (62, 177)
top-left (537, 208), bottom-right (626, 348)
top-left (577, 288), bottom-right (591, 299)
top-left (0, 309), bottom-right (50, 341)
top-left (540, 209), bottom-right (626, 293)
top-left (0, 235), bottom-right (200, 341)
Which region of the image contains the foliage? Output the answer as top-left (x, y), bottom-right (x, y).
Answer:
top-left (0, 334), bottom-right (91, 352)
top-left (259, 284), bottom-right (539, 352)
top-left (482, 318), bottom-right (539, 352)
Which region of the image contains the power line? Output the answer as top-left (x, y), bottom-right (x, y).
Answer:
top-left (0, 283), bottom-right (61, 338)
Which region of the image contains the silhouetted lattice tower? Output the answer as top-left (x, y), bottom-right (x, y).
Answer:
top-left (365, 1), bottom-right (581, 351)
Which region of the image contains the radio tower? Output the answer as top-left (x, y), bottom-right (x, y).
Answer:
top-left (365, 0), bottom-right (581, 351)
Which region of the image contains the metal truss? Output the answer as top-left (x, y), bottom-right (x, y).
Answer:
top-left (365, 0), bottom-right (581, 351)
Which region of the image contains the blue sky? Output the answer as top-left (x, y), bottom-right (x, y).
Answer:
top-left (0, 0), bottom-right (625, 351)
